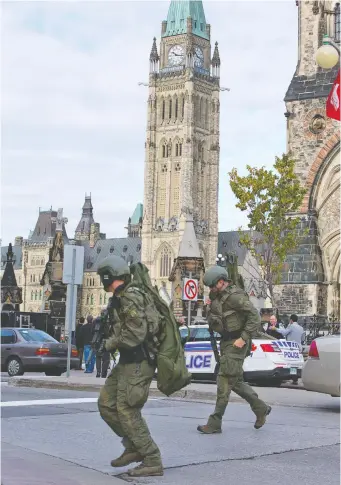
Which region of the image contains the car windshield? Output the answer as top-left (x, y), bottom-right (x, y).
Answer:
top-left (18, 329), bottom-right (58, 343)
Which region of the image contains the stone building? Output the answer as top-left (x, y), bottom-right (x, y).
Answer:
top-left (275, 0), bottom-right (340, 320)
top-left (141, 0), bottom-right (221, 296)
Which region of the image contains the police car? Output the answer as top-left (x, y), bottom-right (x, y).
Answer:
top-left (180, 325), bottom-right (304, 386)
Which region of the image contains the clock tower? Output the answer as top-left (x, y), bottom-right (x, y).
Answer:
top-left (141, 0), bottom-right (221, 293)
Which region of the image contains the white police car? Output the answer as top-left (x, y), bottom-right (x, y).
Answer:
top-left (180, 325), bottom-right (304, 386)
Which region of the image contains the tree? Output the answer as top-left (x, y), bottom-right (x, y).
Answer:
top-left (228, 154), bottom-right (306, 307)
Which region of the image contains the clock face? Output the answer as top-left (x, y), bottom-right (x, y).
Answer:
top-left (194, 46), bottom-right (204, 67)
top-left (168, 45), bottom-right (185, 66)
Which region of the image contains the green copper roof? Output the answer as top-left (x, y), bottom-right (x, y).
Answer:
top-left (163, 1), bottom-right (209, 40)
top-left (130, 204), bottom-right (143, 225)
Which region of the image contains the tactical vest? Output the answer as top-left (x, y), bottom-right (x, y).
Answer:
top-left (209, 286), bottom-right (248, 340)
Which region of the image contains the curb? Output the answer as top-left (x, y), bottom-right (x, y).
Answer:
top-left (7, 377), bottom-right (306, 406)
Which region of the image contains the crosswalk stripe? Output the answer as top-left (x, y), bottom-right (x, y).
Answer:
top-left (1, 397), bottom-right (161, 408)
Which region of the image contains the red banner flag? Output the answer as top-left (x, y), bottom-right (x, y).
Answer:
top-left (326, 69), bottom-right (341, 121)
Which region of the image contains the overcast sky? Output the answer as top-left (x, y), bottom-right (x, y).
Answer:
top-left (1, 0), bottom-right (298, 244)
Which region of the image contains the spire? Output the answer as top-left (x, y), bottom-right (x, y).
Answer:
top-left (1, 242), bottom-right (23, 310)
top-left (212, 41), bottom-right (221, 78)
top-left (149, 37), bottom-right (159, 62)
top-left (75, 194), bottom-right (95, 240)
top-left (149, 37), bottom-right (159, 73)
top-left (163, 1), bottom-right (209, 40)
top-left (178, 216), bottom-right (200, 258)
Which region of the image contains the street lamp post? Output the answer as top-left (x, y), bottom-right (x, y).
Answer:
top-left (316, 35), bottom-right (340, 69)
top-left (216, 253), bottom-right (225, 267)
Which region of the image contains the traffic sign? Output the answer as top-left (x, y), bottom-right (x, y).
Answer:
top-left (183, 278), bottom-right (198, 301)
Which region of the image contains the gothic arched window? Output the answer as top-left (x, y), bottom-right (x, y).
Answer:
top-left (335, 4), bottom-right (340, 42)
top-left (205, 99), bottom-right (209, 129)
top-left (182, 97), bottom-right (185, 118)
top-left (30, 275), bottom-right (33, 283)
top-left (162, 99), bottom-right (165, 121)
top-left (169, 99), bottom-right (172, 119)
top-left (34, 290), bottom-right (38, 301)
top-left (90, 294), bottom-right (94, 305)
top-left (31, 291), bottom-right (34, 300)
top-left (159, 246), bottom-right (172, 278)
top-left (175, 97), bottom-right (178, 119)
top-left (175, 142), bottom-right (182, 157)
top-left (86, 294), bottom-right (89, 305)
top-left (39, 290), bottom-right (42, 300)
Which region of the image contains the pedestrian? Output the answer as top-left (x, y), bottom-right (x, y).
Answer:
top-left (82, 315), bottom-right (96, 373)
top-left (97, 255), bottom-right (163, 478)
top-left (197, 266), bottom-right (271, 434)
top-left (266, 315), bottom-right (283, 339)
top-left (275, 314), bottom-right (305, 384)
top-left (75, 317), bottom-right (85, 370)
top-left (93, 317), bottom-right (111, 378)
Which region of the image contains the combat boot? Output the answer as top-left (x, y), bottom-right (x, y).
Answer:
top-left (128, 453), bottom-right (163, 477)
top-left (110, 450), bottom-right (143, 468)
top-left (197, 424), bottom-right (222, 434)
top-left (128, 462), bottom-right (164, 477)
top-left (254, 405), bottom-right (272, 429)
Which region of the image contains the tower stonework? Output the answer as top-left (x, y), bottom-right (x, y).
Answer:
top-left (275, 1), bottom-right (340, 319)
top-left (141, 1), bottom-right (220, 294)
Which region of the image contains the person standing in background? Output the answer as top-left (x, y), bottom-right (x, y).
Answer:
top-left (75, 317), bottom-right (85, 370)
top-left (82, 315), bottom-right (96, 373)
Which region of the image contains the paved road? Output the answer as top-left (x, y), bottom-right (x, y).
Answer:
top-left (1, 382), bottom-right (340, 485)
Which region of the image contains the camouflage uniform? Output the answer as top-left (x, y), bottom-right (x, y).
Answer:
top-left (97, 286), bottom-right (162, 475)
top-left (199, 283), bottom-right (271, 433)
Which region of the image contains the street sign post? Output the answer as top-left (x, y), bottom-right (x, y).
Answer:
top-left (63, 245), bottom-right (84, 378)
top-left (183, 274), bottom-right (198, 326)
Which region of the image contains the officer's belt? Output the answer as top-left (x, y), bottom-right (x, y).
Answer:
top-left (222, 330), bottom-right (242, 341)
top-left (119, 344), bottom-right (146, 364)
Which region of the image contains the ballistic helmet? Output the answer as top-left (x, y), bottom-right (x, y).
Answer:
top-left (203, 266), bottom-right (230, 288)
top-left (97, 255), bottom-right (130, 290)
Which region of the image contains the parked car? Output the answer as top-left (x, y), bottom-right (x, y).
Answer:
top-left (1, 328), bottom-right (79, 377)
top-left (180, 325), bottom-right (304, 386)
top-left (302, 334), bottom-right (340, 397)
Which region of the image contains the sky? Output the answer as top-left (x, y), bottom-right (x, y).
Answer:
top-left (1, 0), bottom-right (298, 244)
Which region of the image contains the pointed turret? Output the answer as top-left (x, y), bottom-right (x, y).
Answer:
top-left (163, 1), bottom-right (209, 40)
top-left (75, 194), bottom-right (96, 241)
top-left (149, 37), bottom-right (159, 73)
top-left (212, 41), bottom-right (221, 78)
top-left (178, 216), bottom-right (200, 258)
top-left (1, 243), bottom-right (23, 311)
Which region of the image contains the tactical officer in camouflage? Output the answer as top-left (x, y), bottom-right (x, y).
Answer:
top-left (197, 266), bottom-right (271, 434)
top-left (97, 256), bottom-right (163, 477)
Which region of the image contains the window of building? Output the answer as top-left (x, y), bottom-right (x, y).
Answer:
top-left (33, 274), bottom-right (36, 283)
top-left (86, 294), bottom-right (89, 304)
top-left (169, 99), bottom-right (172, 119)
top-left (335, 4), bottom-right (340, 42)
top-left (110, 245), bottom-right (115, 253)
top-left (104, 293), bottom-right (107, 304)
top-left (41, 258), bottom-right (44, 266)
top-left (175, 98), bottom-right (178, 119)
top-left (100, 294), bottom-right (103, 305)
top-left (92, 278), bottom-right (95, 286)
top-left (162, 99), bottom-right (165, 121)
top-left (159, 246), bottom-right (172, 278)
top-left (182, 97), bottom-right (185, 118)
top-left (30, 275), bottom-right (33, 283)
top-left (175, 143), bottom-right (182, 157)
top-left (39, 290), bottom-right (42, 300)
top-left (90, 294), bottom-right (94, 305)
top-left (194, 20), bottom-right (197, 28)
top-left (31, 291), bottom-right (34, 300)
top-left (35, 290), bottom-right (38, 301)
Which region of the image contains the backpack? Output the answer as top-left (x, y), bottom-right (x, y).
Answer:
top-left (128, 263), bottom-right (192, 396)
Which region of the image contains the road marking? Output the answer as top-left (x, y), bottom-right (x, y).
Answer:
top-left (0, 397), bottom-right (161, 408)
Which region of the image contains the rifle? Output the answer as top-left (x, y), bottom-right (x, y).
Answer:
top-left (209, 327), bottom-right (220, 376)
